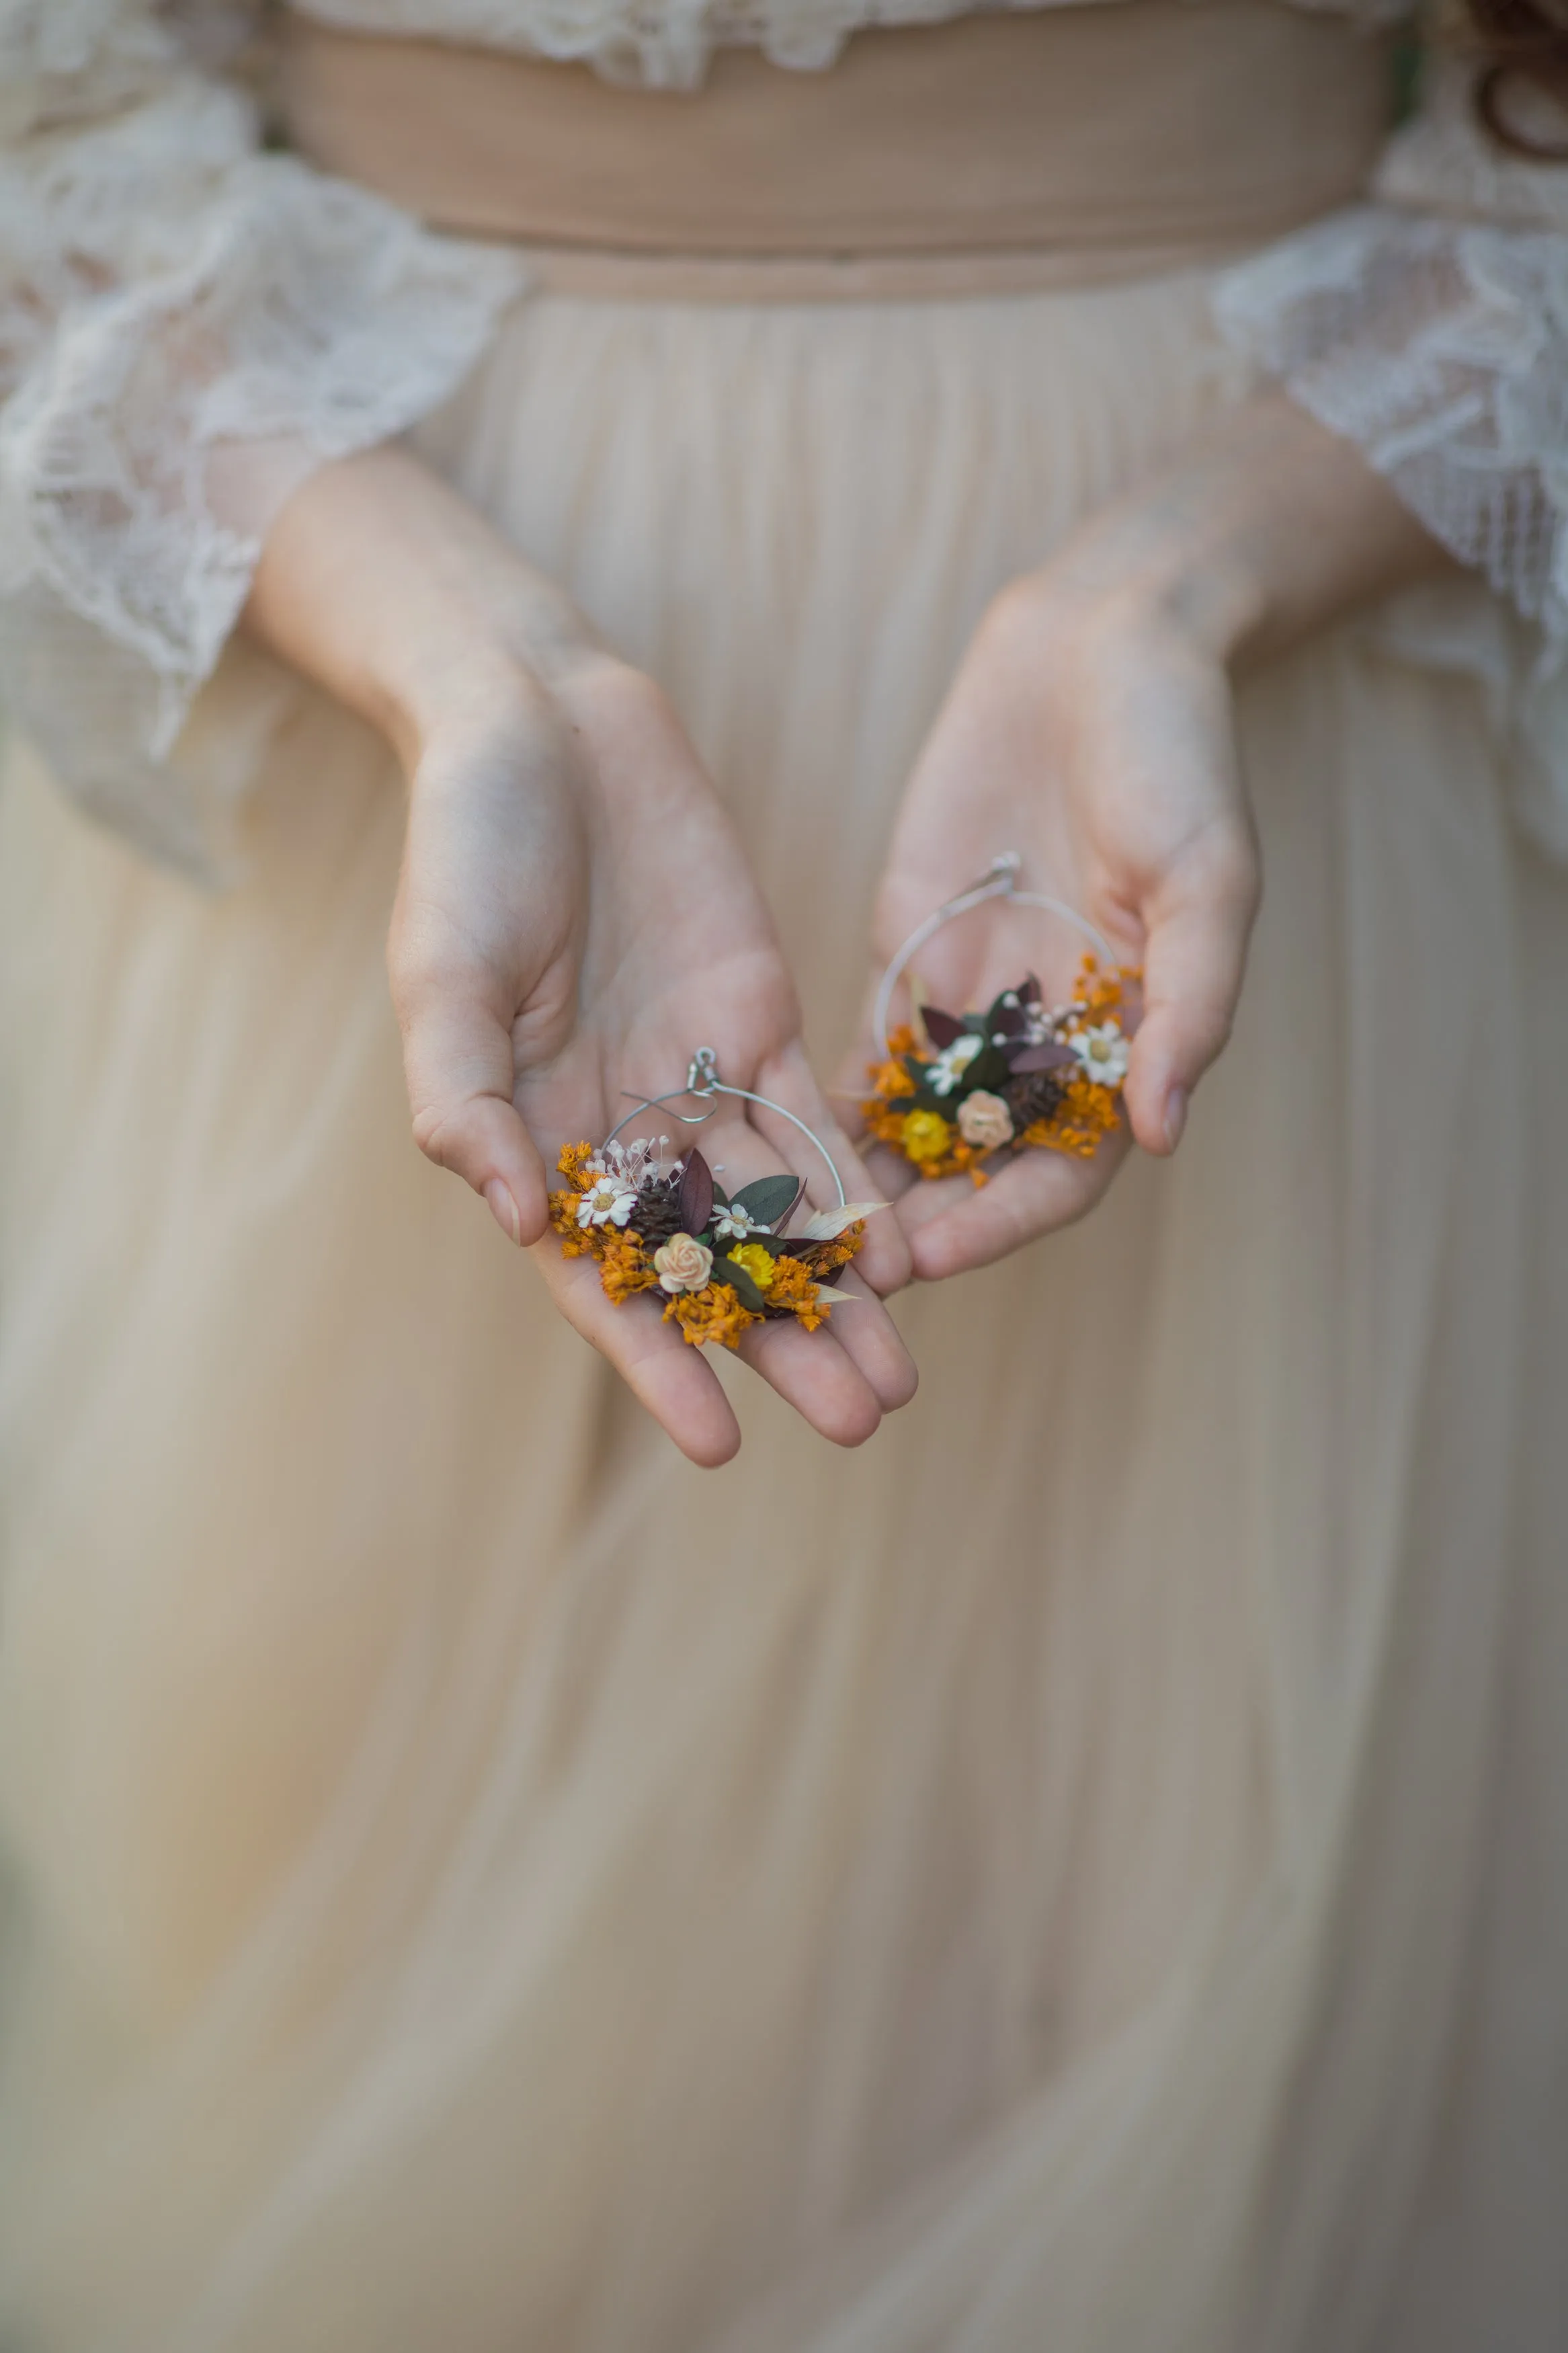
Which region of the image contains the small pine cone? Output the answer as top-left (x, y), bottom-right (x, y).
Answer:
top-left (1005, 1070), bottom-right (1066, 1133)
top-left (629, 1179), bottom-right (687, 1246)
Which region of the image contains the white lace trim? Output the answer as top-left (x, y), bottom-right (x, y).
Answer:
top-left (1214, 195), bottom-right (1568, 857)
top-left (0, 74), bottom-right (524, 875)
top-left (3, 0), bottom-right (1547, 880)
top-left (1214, 206), bottom-right (1568, 640)
top-left (297, 0), bottom-right (1410, 89)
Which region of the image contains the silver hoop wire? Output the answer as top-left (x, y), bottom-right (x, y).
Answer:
top-left (872, 852), bottom-right (1116, 1059)
top-left (602, 1048), bottom-right (849, 1211)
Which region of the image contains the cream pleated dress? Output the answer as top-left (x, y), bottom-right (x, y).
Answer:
top-left (1, 5), bottom-right (1567, 2350)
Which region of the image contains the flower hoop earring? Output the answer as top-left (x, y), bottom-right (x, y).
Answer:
top-left (549, 1049), bottom-right (883, 1348)
top-left (862, 852), bottom-right (1139, 1184)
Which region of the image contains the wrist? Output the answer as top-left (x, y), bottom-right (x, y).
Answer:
top-left (1042, 501), bottom-right (1267, 670)
top-left (1024, 392), bottom-right (1448, 676)
top-left (241, 444), bottom-right (606, 775)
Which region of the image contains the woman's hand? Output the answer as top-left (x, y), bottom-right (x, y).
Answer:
top-left (397, 653), bottom-right (915, 1465)
top-left (245, 448), bottom-right (914, 1465)
top-left (863, 395), bottom-right (1449, 1281)
top-left (868, 571), bottom-right (1257, 1275)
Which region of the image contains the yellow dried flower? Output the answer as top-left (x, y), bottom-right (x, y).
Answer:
top-left (900, 1108), bottom-right (953, 1166)
top-left (727, 1240), bottom-right (776, 1293)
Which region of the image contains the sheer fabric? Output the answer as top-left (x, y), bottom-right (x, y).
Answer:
top-left (2, 14), bottom-right (1567, 2350)
top-left (1214, 61), bottom-right (1568, 853)
top-left (0, 4), bottom-right (522, 873)
top-left (1, 268), bottom-right (1564, 2353)
top-left (5, 0), bottom-right (1568, 869)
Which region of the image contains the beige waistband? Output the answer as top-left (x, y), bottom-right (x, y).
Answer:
top-left (278, 5), bottom-right (1395, 301)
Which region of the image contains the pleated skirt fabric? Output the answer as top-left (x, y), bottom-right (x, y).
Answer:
top-left (1, 268), bottom-right (1565, 2353)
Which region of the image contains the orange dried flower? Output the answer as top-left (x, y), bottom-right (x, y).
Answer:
top-left (1024, 1074), bottom-right (1121, 1158)
top-left (556, 1142), bottom-right (599, 1191)
top-left (1073, 959), bottom-right (1139, 1027)
top-left (802, 1222), bottom-right (864, 1275)
top-left (766, 1252), bottom-right (829, 1329)
top-left (861, 1095), bottom-right (911, 1149)
top-left (868, 1059), bottom-right (916, 1101)
top-left (661, 1281), bottom-right (762, 1351)
top-left (548, 1190), bottom-right (596, 1254)
top-left (599, 1230), bottom-right (657, 1303)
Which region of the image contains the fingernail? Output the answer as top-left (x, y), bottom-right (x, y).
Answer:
top-left (1163, 1088), bottom-right (1188, 1153)
top-left (486, 1179), bottom-right (522, 1245)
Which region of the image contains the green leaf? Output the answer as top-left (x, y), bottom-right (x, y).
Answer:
top-left (718, 1259), bottom-right (770, 1316)
top-left (959, 1044), bottom-right (1012, 1095)
top-left (729, 1175), bottom-right (802, 1230)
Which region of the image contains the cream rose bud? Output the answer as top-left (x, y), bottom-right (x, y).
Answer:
top-left (956, 1090), bottom-right (1014, 1150)
top-left (653, 1233), bottom-right (714, 1295)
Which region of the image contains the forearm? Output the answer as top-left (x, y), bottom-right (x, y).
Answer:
top-left (1044, 391), bottom-right (1453, 666)
top-left (239, 442), bottom-right (602, 771)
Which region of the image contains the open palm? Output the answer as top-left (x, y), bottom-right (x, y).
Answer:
top-left (860, 574), bottom-right (1260, 1278)
top-left (390, 653), bottom-right (915, 1464)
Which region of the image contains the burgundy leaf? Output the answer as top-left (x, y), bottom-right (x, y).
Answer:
top-left (678, 1148), bottom-right (714, 1237)
top-left (921, 1006), bottom-right (967, 1050)
top-left (1010, 1041), bottom-right (1077, 1074)
top-left (1020, 973), bottom-right (1042, 1006)
top-left (990, 999), bottom-right (1028, 1040)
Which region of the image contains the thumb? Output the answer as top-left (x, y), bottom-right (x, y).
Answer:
top-left (396, 969), bottom-right (550, 1245)
top-left (1122, 823), bottom-right (1260, 1156)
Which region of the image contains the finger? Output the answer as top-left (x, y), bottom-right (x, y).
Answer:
top-left (754, 1044), bottom-right (914, 1300)
top-left (897, 1129), bottom-right (1129, 1280)
top-left (827, 1041), bottom-right (921, 1211)
top-left (693, 1111), bottom-right (905, 1435)
top-left (398, 981), bottom-right (550, 1246)
top-left (530, 1239), bottom-right (743, 1468)
top-left (1122, 826), bottom-right (1260, 1157)
top-left (805, 1262), bottom-right (918, 1413)
top-left (818, 1181), bottom-right (910, 1303)
top-left (737, 1313), bottom-right (885, 1449)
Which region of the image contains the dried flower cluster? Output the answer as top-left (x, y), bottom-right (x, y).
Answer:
top-left (862, 962), bottom-right (1135, 1184)
top-left (549, 1136), bottom-right (875, 1348)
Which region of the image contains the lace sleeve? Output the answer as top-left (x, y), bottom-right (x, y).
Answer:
top-left (0, 5), bottom-right (524, 876)
top-left (1212, 62), bottom-right (1568, 856)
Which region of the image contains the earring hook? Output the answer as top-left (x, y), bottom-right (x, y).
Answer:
top-left (602, 1051), bottom-right (849, 1210)
top-left (872, 852), bottom-right (1116, 1058)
